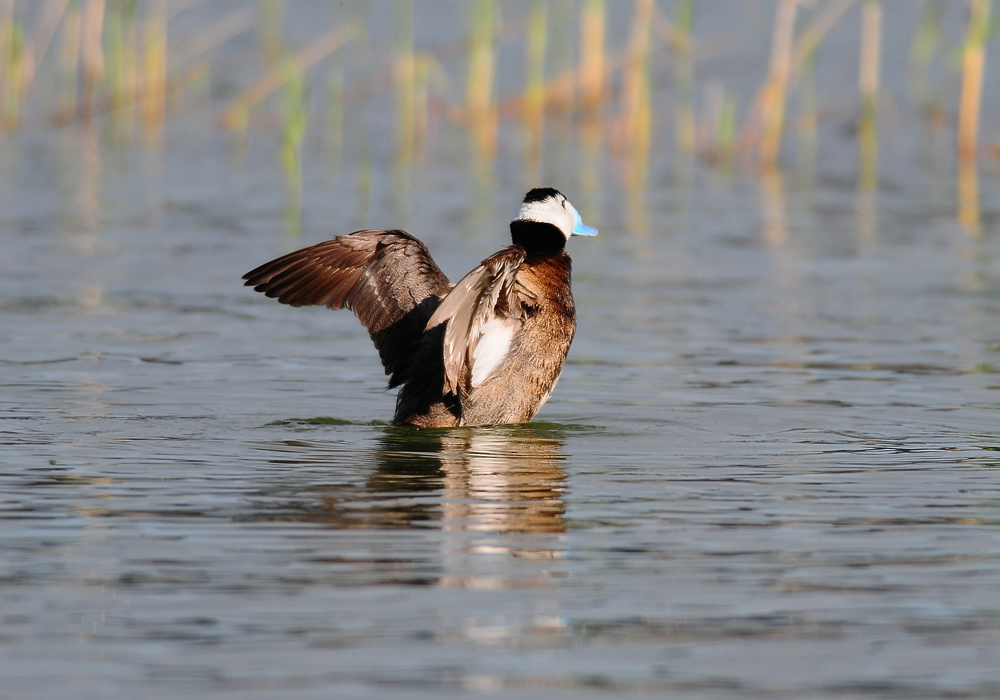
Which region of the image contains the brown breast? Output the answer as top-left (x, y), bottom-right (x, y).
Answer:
top-left (458, 252), bottom-right (575, 426)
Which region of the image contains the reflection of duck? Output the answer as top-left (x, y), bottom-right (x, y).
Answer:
top-left (243, 189), bottom-right (596, 427)
top-left (247, 427), bottom-right (567, 537)
top-left (372, 427), bottom-right (567, 536)
top-left (246, 427), bottom-right (569, 588)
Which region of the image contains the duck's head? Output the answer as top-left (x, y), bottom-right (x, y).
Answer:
top-left (510, 188), bottom-right (597, 252)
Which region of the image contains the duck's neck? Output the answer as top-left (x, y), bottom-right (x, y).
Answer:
top-left (509, 220), bottom-right (567, 255)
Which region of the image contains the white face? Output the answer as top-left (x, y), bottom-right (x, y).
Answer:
top-left (515, 193), bottom-right (598, 240)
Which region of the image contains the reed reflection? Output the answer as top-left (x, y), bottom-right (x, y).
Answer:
top-left (957, 159), bottom-right (981, 235)
top-left (758, 166), bottom-right (787, 246)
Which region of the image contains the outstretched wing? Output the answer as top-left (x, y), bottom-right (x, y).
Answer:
top-left (243, 229), bottom-right (452, 383)
top-left (425, 247), bottom-right (527, 395)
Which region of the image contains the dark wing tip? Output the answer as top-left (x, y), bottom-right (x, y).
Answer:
top-left (242, 230), bottom-right (454, 382)
top-left (243, 254), bottom-right (293, 287)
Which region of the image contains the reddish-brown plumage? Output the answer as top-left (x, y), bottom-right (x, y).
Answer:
top-left (244, 190), bottom-right (592, 427)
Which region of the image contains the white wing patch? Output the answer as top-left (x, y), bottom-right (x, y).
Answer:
top-left (424, 249), bottom-right (526, 395)
top-left (470, 318), bottom-right (518, 387)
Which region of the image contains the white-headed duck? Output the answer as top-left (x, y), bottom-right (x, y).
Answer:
top-left (243, 187), bottom-right (597, 427)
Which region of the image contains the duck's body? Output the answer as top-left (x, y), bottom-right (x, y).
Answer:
top-left (243, 188), bottom-right (596, 427)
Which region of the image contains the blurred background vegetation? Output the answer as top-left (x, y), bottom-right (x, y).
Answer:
top-left (0, 0), bottom-right (997, 235)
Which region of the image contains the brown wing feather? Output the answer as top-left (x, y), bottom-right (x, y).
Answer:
top-left (243, 229), bottom-right (452, 383)
top-left (425, 247), bottom-right (526, 395)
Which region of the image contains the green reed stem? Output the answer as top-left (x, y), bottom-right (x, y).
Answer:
top-left (395, 0), bottom-right (415, 167)
top-left (673, 0), bottom-right (695, 153)
top-left (466, 0), bottom-right (496, 158)
top-left (858, 0), bottom-right (880, 190)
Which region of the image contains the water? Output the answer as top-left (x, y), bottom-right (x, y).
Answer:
top-left (3, 3), bottom-right (1000, 698)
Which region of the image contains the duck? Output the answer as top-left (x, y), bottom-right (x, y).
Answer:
top-left (242, 187), bottom-right (597, 427)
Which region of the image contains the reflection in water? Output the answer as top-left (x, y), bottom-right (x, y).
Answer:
top-left (958, 158), bottom-right (981, 235)
top-left (76, 124), bottom-right (102, 240)
top-left (373, 427), bottom-right (567, 537)
top-left (254, 426), bottom-right (567, 538)
top-left (247, 427), bottom-right (568, 589)
top-left (856, 182), bottom-right (878, 241)
top-left (442, 430), bottom-right (564, 534)
top-left (758, 166), bottom-right (787, 246)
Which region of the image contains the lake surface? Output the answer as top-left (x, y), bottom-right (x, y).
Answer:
top-left (2, 2), bottom-right (1000, 698)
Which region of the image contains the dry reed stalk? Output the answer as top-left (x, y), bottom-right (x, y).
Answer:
top-left (409, 52), bottom-right (444, 161)
top-left (395, 0), bottom-right (415, 166)
top-left (756, 0), bottom-right (797, 168)
top-left (75, 122), bottom-right (100, 235)
top-left (651, 4), bottom-right (688, 50)
top-left (548, 0), bottom-right (575, 113)
top-left (104, 0), bottom-right (136, 139)
top-left (859, 0), bottom-right (880, 107)
top-left (669, 0), bottom-right (695, 154)
top-left (220, 23), bottom-right (357, 131)
top-left (171, 9), bottom-right (255, 66)
top-left (0, 0), bottom-right (28, 130)
top-left (465, 0), bottom-right (497, 157)
top-left (324, 57), bottom-right (343, 169)
top-left (578, 0), bottom-right (606, 205)
top-left (793, 0), bottom-right (857, 172)
top-left (612, 0), bottom-right (654, 222)
top-left (349, 23), bottom-right (507, 110)
top-left (957, 156), bottom-right (980, 233)
top-left (759, 167), bottom-right (787, 245)
top-left (617, 0), bottom-right (653, 173)
top-left (700, 80), bottom-right (735, 164)
top-left (280, 66), bottom-right (308, 234)
top-left (796, 48), bottom-right (818, 176)
top-left (0, 0), bottom-right (20, 129)
top-left (858, 0), bottom-right (881, 190)
top-left (579, 107), bottom-right (602, 202)
top-left (31, 0), bottom-right (72, 73)
top-left (523, 0), bottom-right (546, 175)
top-left (258, 0), bottom-right (282, 65)
top-left (57, 0), bottom-right (81, 121)
top-left (856, 184), bottom-right (877, 239)
top-left (0, 0), bottom-right (12, 86)
top-left (411, 54), bottom-right (431, 161)
top-left (579, 0), bottom-right (604, 110)
top-left (140, 1), bottom-right (167, 140)
top-left (499, 23), bottom-right (637, 122)
top-left (958, 0), bottom-right (990, 163)
top-left (908, 0), bottom-right (944, 119)
top-left (741, 0), bottom-right (856, 160)
top-left (788, 0), bottom-right (856, 88)
top-left (79, 0), bottom-right (105, 119)
top-left (497, 67), bottom-right (570, 119)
